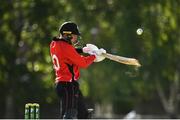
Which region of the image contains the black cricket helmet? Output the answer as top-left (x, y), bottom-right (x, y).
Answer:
top-left (59, 21), bottom-right (81, 35)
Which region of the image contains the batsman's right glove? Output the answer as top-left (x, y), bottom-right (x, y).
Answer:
top-left (93, 48), bottom-right (106, 62)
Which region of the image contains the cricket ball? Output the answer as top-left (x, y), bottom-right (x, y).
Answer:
top-left (136, 28), bottom-right (143, 35)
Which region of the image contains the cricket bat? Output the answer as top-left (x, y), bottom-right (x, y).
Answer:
top-left (102, 53), bottom-right (141, 67)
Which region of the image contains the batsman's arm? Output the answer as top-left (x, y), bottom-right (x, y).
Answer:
top-left (75, 48), bottom-right (83, 53)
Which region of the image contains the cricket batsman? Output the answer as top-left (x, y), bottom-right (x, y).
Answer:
top-left (50, 21), bottom-right (106, 119)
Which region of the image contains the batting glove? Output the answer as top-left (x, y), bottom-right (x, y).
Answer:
top-left (82, 44), bottom-right (99, 54)
top-left (95, 48), bottom-right (106, 55)
top-left (93, 48), bottom-right (106, 62)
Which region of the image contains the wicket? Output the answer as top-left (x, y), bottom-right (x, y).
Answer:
top-left (25, 103), bottom-right (40, 119)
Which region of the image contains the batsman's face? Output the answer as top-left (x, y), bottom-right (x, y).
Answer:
top-left (71, 34), bottom-right (78, 44)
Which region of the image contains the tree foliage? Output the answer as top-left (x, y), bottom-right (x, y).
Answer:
top-left (0, 0), bottom-right (180, 118)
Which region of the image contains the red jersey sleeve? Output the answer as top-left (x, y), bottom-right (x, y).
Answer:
top-left (63, 43), bottom-right (95, 68)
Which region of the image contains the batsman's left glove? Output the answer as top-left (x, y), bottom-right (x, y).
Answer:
top-left (82, 44), bottom-right (99, 54)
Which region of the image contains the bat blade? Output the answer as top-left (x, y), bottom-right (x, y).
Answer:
top-left (102, 53), bottom-right (141, 67)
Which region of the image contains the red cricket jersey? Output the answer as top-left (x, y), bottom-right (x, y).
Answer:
top-left (50, 40), bottom-right (95, 83)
